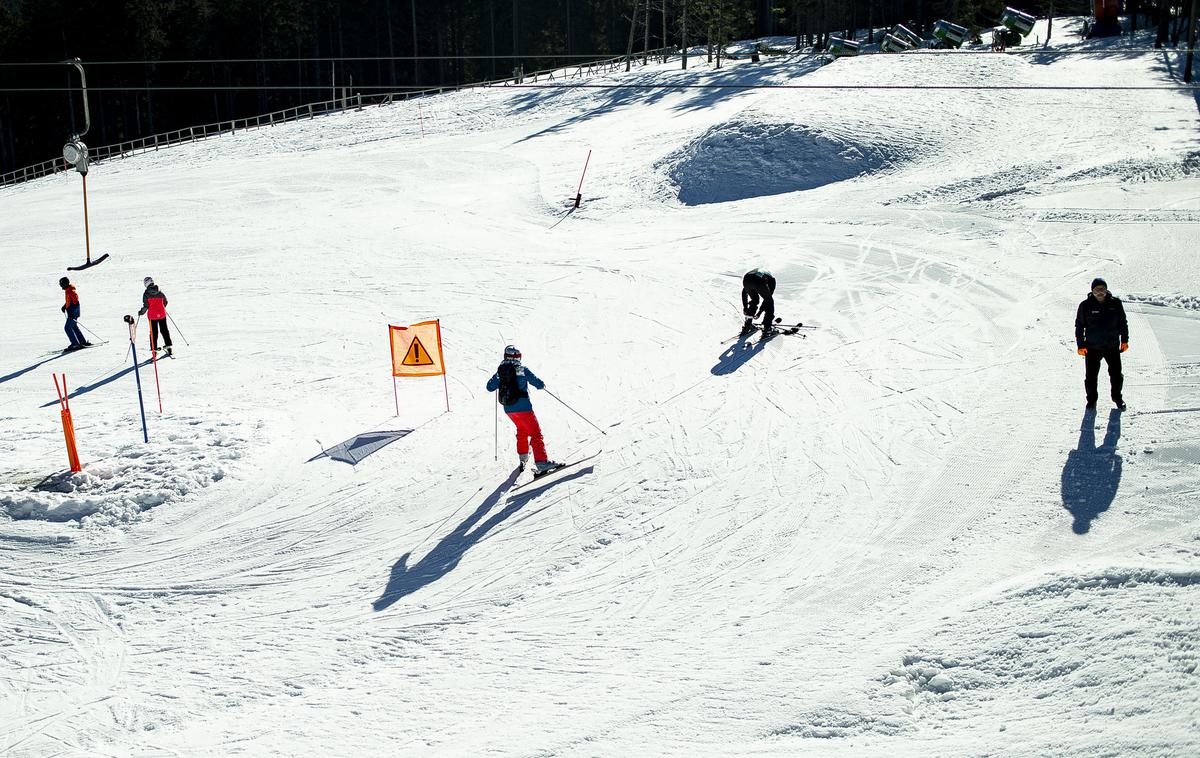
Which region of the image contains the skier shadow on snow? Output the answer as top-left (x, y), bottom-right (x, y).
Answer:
top-left (711, 335), bottom-right (769, 376)
top-left (0, 352), bottom-right (67, 386)
top-left (373, 465), bottom-right (593, 610)
top-left (1060, 408), bottom-right (1122, 535)
top-left (37, 358), bottom-right (155, 408)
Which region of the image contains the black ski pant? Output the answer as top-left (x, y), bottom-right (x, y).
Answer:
top-left (151, 318), bottom-right (173, 350)
top-left (742, 275), bottom-right (775, 327)
top-left (1084, 346), bottom-right (1123, 405)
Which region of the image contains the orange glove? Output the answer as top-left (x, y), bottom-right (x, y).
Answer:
top-left (1077, 347), bottom-right (1087, 356)
top-left (1120, 342), bottom-right (1128, 352)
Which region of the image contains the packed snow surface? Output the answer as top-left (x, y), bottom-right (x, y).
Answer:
top-left (2, 21), bottom-right (1199, 756)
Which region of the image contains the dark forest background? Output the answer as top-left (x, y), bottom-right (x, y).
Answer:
top-left (0, 1), bottom-right (1154, 173)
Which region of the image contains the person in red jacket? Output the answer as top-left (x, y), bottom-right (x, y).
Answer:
top-left (59, 276), bottom-right (90, 351)
top-left (138, 276), bottom-right (173, 355)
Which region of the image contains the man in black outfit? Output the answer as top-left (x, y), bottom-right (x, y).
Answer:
top-left (741, 268), bottom-right (776, 334)
top-left (1075, 277), bottom-right (1129, 411)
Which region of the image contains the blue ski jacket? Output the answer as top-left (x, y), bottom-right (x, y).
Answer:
top-left (486, 360), bottom-right (545, 413)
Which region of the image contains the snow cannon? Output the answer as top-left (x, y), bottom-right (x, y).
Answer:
top-left (881, 34), bottom-right (913, 53)
top-left (828, 37), bottom-right (861, 56)
top-left (931, 20), bottom-right (969, 48)
top-left (1000, 7), bottom-right (1036, 37)
top-left (892, 24), bottom-right (924, 48)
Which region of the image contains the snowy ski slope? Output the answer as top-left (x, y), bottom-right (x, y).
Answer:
top-left (2, 21), bottom-right (1199, 756)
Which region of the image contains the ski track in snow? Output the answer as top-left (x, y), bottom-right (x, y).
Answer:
top-left (2, 20), bottom-right (1200, 756)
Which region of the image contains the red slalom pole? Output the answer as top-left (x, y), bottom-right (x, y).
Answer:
top-left (148, 322), bottom-right (163, 413)
top-left (573, 149), bottom-right (592, 208)
top-left (53, 373), bottom-right (82, 472)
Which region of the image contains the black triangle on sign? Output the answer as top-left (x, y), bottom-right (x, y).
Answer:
top-left (402, 336), bottom-right (435, 366)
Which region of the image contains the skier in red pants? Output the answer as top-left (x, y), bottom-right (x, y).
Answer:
top-left (486, 345), bottom-right (560, 474)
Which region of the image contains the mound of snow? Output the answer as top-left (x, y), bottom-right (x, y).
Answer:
top-left (0, 416), bottom-right (246, 528)
top-left (1125, 293), bottom-right (1200, 311)
top-left (660, 116), bottom-right (899, 205)
top-left (874, 566), bottom-right (1200, 751)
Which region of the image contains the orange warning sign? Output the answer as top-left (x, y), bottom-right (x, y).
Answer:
top-left (402, 337), bottom-right (434, 366)
top-left (390, 320), bottom-right (446, 377)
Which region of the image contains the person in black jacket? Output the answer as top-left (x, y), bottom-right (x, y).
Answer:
top-left (741, 269), bottom-right (776, 334)
top-left (1074, 277), bottom-right (1129, 410)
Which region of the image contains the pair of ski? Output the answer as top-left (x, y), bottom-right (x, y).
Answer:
top-left (38, 344), bottom-right (96, 358)
top-left (725, 320), bottom-right (807, 342)
top-left (509, 450), bottom-right (601, 492)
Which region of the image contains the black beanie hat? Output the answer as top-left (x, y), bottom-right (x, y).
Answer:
top-left (1090, 277), bottom-right (1107, 290)
top-left (59, 277), bottom-right (69, 288)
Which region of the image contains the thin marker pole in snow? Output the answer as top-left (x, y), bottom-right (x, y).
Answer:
top-left (393, 375), bottom-right (399, 416)
top-left (123, 315), bottom-right (149, 443)
top-left (148, 323), bottom-right (163, 414)
top-left (573, 149), bottom-right (592, 208)
top-left (439, 319), bottom-right (449, 412)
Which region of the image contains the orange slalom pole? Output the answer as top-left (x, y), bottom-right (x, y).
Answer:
top-left (148, 322), bottom-right (163, 413)
top-left (53, 373), bottom-right (82, 472)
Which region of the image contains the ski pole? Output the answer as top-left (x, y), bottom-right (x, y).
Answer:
top-left (544, 389), bottom-right (607, 435)
top-left (77, 322), bottom-right (109, 344)
top-left (166, 312), bottom-right (190, 346)
top-left (494, 391), bottom-right (499, 461)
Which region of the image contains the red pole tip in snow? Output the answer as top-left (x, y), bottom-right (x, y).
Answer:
top-left (574, 149), bottom-right (592, 208)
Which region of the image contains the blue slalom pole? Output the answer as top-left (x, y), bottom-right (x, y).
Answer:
top-left (124, 315), bottom-right (148, 443)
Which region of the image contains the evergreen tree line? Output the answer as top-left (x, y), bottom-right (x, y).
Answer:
top-left (0, 1), bottom-right (1184, 174)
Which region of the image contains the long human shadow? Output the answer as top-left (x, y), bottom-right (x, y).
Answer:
top-left (1061, 408), bottom-right (1122, 534)
top-left (711, 335), bottom-right (768, 375)
top-left (37, 358), bottom-right (155, 408)
top-left (373, 465), bottom-right (594, 610)
top-left (0, 352), bottom-right (66, 386)
top-left (374, 468), bottom-right (525, 611)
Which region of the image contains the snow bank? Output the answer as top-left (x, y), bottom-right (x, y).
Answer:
top-left (1124, 293), bottom-right (1200, 312)
top-left (871, 565), bottom-right (1200, 752)
top-left (1062, 151), bottom-right (1200, 185)
top-left (0, 416), bottom-right (246, 528)
top-left (660, 115), bottom-right (901, 205)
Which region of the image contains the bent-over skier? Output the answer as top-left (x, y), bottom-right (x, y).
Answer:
top-left (486, 345), bottom-right (561, 475)
top-left (137, 276), bottom-right (173, 355)
top-left (741, 268), bottom-right (777, 334)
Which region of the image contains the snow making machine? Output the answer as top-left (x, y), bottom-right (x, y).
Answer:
top-left (882, 24), bottom-right (922, 53)
top-left (828, 37), bottom-right (861, 56)
top-left (998, 6), bottom-right (1036, 45)
top-left (931, 20), bottom-right (969, 49)
top-left (881, 33), bottom-right (912, 53)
